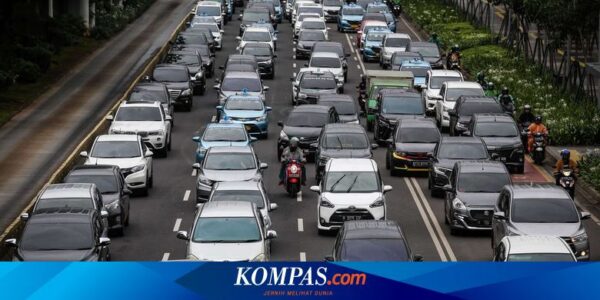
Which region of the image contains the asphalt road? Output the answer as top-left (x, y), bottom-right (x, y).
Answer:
top-left (88, 11), bottom-right (600, 262)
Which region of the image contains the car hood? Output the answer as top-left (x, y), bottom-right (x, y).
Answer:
top-left (480, 136), bottom-right (521, 149)
top-left (163, 81), bottom-right (189, 90)
top-left (339, 114), bottom-right (359, 123)
top-left (381, 113), bottom-right (425, 120)
top-left (101, 193), bottom-right (120, 205)
top-left (511, 222), bottom-right (582, 237)
top-left (283, 126), bottom-right (322, 138)
top-left (110, 121), bottom-right (164, 132)
top-left (322, 192), bottom-right (381, 206)
top-left (188, 66), bottom-right (202, 74)
top-left (189, 241), bottom-right (263, 261)
top-left (222, 90), bottom-right (262, 98)
top-left (224, 109), bottom-right (265, 118)
top-left (456, 192), bottom-right (499, 207)
top-left (414, 77), bottom-right (426, 86)
top-left (321, 148), bottom-right (371, 159)
top-left (202, 169), bottom-right (259, 182)
top-left (18, 249), bottom-right (97, 261)
top-left (85, 157), bottom-right (145, 169)
top-left (395, 142), bottom-right (436, 153)
top-left (201, 140), bottom-right (250, 148)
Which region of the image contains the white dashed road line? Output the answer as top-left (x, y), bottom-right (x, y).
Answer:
top-left (297, 191), bottom-right (302, 202)
top-left (211, 115), bottom-right (216, 122)
top-left (162, 253), bottom-right (170, 261)
top-left (191, 169), bottom-right (197, 177)
top-left (183, 190), bottom-right (191, 202)
top-left (297, 218), bottom-right (304, 232)
top-left (173, 218), bottom-right (182, 232)
top-left (293, 63), bottom-right (296, 68)
top-left (299, 252), bottom-right (306, 262)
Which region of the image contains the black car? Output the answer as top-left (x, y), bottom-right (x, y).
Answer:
top-left (175, 32), bottom-right (214, 53)
top-left (468, 113), bottom-right (525, 174)
top-left (295, 30), bottom-right (327, 59)
top-left (172, 44), bottom-right (215, 78)
top-left (222, 54), bottom-right (259, 73)
top-left (428, 136), bottom-right (491, 197)
top-left (184, 27), bottom-right (217, 51)
top-left (277, 105), bottom-right (339, 160)
top-left (373, 88), bottom-right (425, 144)
top-left (409, 42), bottom-right (443, 69)
top-left (443, 161), bottom-right (511, 235)
top-left (325, 220), bottom-right (422, 261)
top-left (152, 64), bottom-right (194, 111)
top-left (448, 96), bottom-right (503, 136)
top-left (164, 50), bottom-right (206, 95)
top-left (239, 8), bottom-right (271, 35)
top-left (314, 123), bottom-right (375, 181)
top-left (390, 51), bottom-right (423, 70)
top-left (241, 43), bottom-right (276, 79)
top-left (293, 71), bottom-right (338, 105)
top-left (63, 165), bottom-right (131, 236)
top-left (317, 94), bottom-right (360, 123)
top-left (6, 208), bottom-right (111, 261)
top-left (387, 119), bottom-right (440, 176)
top-left (127, 82), bottom-right (174, 122)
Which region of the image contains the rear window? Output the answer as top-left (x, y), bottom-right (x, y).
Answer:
top-left (385, 38), bottom-right (410, 48)
top-left (511, 198), bottom-right (579, 223)
top-left (115, 107), bottom-right (162, 122)
top-left (300, 76), bottom-right (337, 89)
top-left (458, 172), bottom-right (510, 193)
top-left (310, 57), bottom-right (341, 68)
top-left (475, 122), bottom-right (519, 137)
top-left (437, 143), bottom-right (488, 160)
top-left (203, 127), bottom-right (247, 142)
top-left (153, 68), bottom-right (189, 82)
top-left (397, 127), bottom-right (440, 143)
top-left (320, 100), bottom-right (355, 115)
top-left (323, 133), bottom-right (368, 149)
top-left (459, 102), bottom-right (503, 116)
top-left (36, 198), bottom-right (94, 211)
top-left (399, 65), bottom-right (430, 77)
top-left (340, 238), bottom-right (409, 261)
top-left (342, 7), bottom-right (364, 15)
top-left (286, 111), bottom-right (329, 127)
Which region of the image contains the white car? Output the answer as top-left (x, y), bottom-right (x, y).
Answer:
top-left (322, 0), bottom-right (343, 22)
top-left (300, 18), bottom-right (328, 40)
top-left (237, 27), bottom-right (275, 52)
top-left (195, 1), bottom-right (224, 27)
top-left (494, 235), bottom-right (577, 262)
top-left (306, 52), bottom-right (345, 85)
top-left (191, 22), bottom-right (224, 50)
top-left (310, 158), bottom-right (392, 234)
top-left (81, 134), bottom-right (153, 196)
top-left (358, 21), bottom-right (388, 48)
top-left (380, 33), bottom-right (411, 68)
top-left (424, 70), bottom-right (463, 114)
top-left (293, 2), bottom-right (323, 25)
top-left (434, 81), bottom-right (484, 129)
top-left (176, 201), bottom-right (277, 261)
top-left (294, 13), bottom-right (322, 38)
top-left (107, 102), bottom-right (172, 157)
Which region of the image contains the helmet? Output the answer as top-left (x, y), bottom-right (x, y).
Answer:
top-left (534, 115), bottom-right (542, 123)
top-left (289, 137), bottom-right (299, 150)
top-left (501, 87), bottom-right (509, 95)
top-left (431, 32), bottom-right (438, 38)
top-left (523, 104), bottom-right (531, 112)
top-left (560, 149), bottom-right (571, 160)
top-left (488, 82), bottom-right (495, 89)
top-left (477, 72), bottom-right (485, 82)
top-left (452, 44), bottom-right (460, 52)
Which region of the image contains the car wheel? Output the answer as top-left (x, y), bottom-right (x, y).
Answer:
top-left (139, 186), bottom-right (149, 197)
top-left (277, 147), bottom-right (282, 160)
top-left (444, 200), bottom-right (450, 224)
top-left (338, 86), bottom-right (344, 93)
top-left (115, 226), bottom-right (124, 237)
top-left (200, 85), bottom-right (206, 95)
top-left (515, 165), bottom-right (524, 174)
top-left (148, 172), bottom-right (154, 188)
top-left (318, 228), bottom-right (329, 235)
top-left (450, 227), bottom-right (459, 236)
top-left (124, 212), bottom-right (130, 226)
top-left (268, 69), bottom-right (275, 79)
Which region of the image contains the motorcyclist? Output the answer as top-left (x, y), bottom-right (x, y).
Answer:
top-left (554, 149), bottom-right (578, 185)
top-left (446, 44), bottom-right (461, 69)
top-left (279, 137), bottom-right (306, 185)
top-left (356, 74), bottom-right (367, 112)
top-left (527, 115), bottom-right (548, 153)
top-left (518, 104), bottom-right (535, 125)
top-left (497, 86), bottom-right (515, 114)
top-left (428, 33), bottom-right (440, 47)
top-left (484, 81), bottom-right (495, 97)
top-left (476, 71), bottom-right (487, 89)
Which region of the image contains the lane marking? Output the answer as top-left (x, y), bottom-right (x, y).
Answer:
top-left (297, 218), bottom-right (304, 232)
top-left (211, 115), bottom-right (216, 122)
top-left (343, 32), bottom-right (366, 73)
top-left (297, 191), bottom-right (302, 202)
top-left (183, 190), bottom-right (191, 202)
top-left (353, 56), bottom-right (358, 61)
top-left (356, 64), bottom-right (361, 70)
top-left (299, 252), bottom-right (306, 262)
top-left (173, 218), bottom-right (182, 232)
top-left (162, 253), bottom-right (171, 261)
top-left (191, 169), bottom-right (197, 176)
top-left (293, 63), bottom-right (296, 68)
top-left (403, 177), bottom-right (448, 261)
top-left (399, 15), bottom-right (423, 42)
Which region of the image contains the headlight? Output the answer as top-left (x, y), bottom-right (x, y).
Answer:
top-left (256, 115), bottom-right (267, 121)
top-left (456, 123), bottom-right (467, 129)
top-left (198, 175), bottom-right (213, 187)
top-left (452, 198), bottom-right (467, 212)
top-left (181, 88), bottom-right (192, 96)
top-left (264, 59), bottom-right (272, 65)
top-left (195, 72), bottom-right (203, 79)
top-left (279, 130), bottom-right (289, 141)
top-left (130, 164), bottom-right (145, 173)
top-left (197, 146), bottom-right (207, 154)
top-left (297, 43), bottom-right (305, 49)
top-left (434, 166), bottom-right (450, 176)
top-left (252, 253), bottom-right (266, 262)
top-left (369, 197), bottom-right (384, 208)
top-left (298, 92), bottom-right (307, 99)
top-left (148, 130), bottom-right (164, 136)
top-left (572, 233), bottom-right (588, 244)
top-left (320, 197), bottom-right (335, 208)
top-left (104, 200), bottom-right (120, 211)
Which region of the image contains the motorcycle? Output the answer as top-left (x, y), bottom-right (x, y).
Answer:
top-left (557, 168), bottom-right (576, 199)
top-left (392, 4), bottom-right (401, 17)
top-left (529, 132), bottom-right (546, 164)
top-left (447, 52), bottom-right (461, 70)
top-left (284, 160), bottom-right (303, 197)
top-left (519, 121), bottom-right (531, 148)
top-left (357, 87), bottom-right (367, 112)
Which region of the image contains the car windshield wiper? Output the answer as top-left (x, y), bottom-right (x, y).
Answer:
top-left (336, 136), bottom-right (344, 150)
top-left (345, 175), bottom-right (359, 193)
top-left (329, 174), bottom-right (346, 192)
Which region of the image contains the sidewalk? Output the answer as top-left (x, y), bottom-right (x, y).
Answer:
top-left (0, 0), bottom-right (195, 230)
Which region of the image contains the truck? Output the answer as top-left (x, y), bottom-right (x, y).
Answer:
top-left (364, 70), bottom-right (414, 131)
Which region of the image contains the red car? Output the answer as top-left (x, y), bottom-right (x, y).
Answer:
top-left (355, 20), bottom-right (388, 49)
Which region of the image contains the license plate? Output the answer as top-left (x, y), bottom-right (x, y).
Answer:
top-left (413, 161), bottom-right (429, 167)
top-left (351, 25), bottom-right (358, 29)
top-left (342, 215), bottom-right (362, 221)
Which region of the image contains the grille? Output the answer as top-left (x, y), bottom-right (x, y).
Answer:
top-left (347, 20), bottom-right (360, 25)
top-left (326, 10), bottom-right (339, 15)
top-left (469, 209), bottom-right (493, 221)
top-left (372, 47), bottom-right (381, 53)
top-left (137, 131), bottom-right (148, 137)
top-left (490, 147), bottom-right (519, 161)
top-left (329, 209), bottom-right (373, 224)
top-left (169, 90), bottom-right (181, 99)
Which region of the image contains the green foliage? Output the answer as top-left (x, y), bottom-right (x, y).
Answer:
top-left (47, 14), bottom-right (86, 48)
top-left (17, 44), bottom-right (53, 72)
top-left (13, 59), bottom-right (42, 84)
top-left (0, 71), bottom-right (13, 90)
top-left (92, 0), bottom-right (155, 39)
top-left (579, 149), bottom-right (600, 192)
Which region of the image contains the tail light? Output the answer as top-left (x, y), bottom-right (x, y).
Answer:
top-left (290, 164), bottom-right (299, 174)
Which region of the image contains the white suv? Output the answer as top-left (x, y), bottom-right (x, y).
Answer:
top-left (306, 52), bottom-right (345, 85)
top-left (195, 1), bottom-right (224, 27)
top-left (424, 70), bottom-right (463, 114)
top-left (107, 102), bottom-right (172, 157)
top-left (310, 158), bottom-right (392, 234)
top-left (434, 81), bottom-right (484, 129)
top-left (380, 33), bottom-right (411, 68)
top-left (81, 134), bottom-right (153, 196)
top-left (237, 27), bottom-right (275, 52)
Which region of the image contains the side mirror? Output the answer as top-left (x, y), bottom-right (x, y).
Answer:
top-left (101, 210), bottom-right (109, 218)
top-left (213, 84), bottom-right (221, 90)
top-left (216, 105), bottom-right (223, 111)
top-left (269, 203), bottom-right (279, 211)
top-left (105, 115), bottom-right (114, 121)
top-left (192, 136), bottom-right (200, 142)
top-left (324, 255), bottom-right (334, 262)
top-left (413, 254), bottom-right (424, 262)
top-left (80, 151), bottom-right (88, 157)
top-left (493, 211), bottom-right (506, 220)
top-left (165, 115), bottom-right (172, 121)
top-left (266, 230), bottom-right (278, 239)
top-left (98, 237), bottom-right (111, 246)
top-left (124, 189), bottom-right (133, 195)
top-left (383, 185), bottom-right (393, 193)
top-left (259, 162), bottom-right (269, 170)
top-left (250, 136), bottom-right (258, 143)
top-left (4, 238), bottom-right (17, 248)
top-left (371, 143), bottom-right (379, 149)
top-left (277, 121), bottom-right (284, 127)
top-left (220, 30), bottom-right (225, 33)
top-left (263, 86), bottom-right (270, 91)
top-left (442, 184), bottom-right (452, 192)
top-left (581, 211), bottom-right (592, 220)
top-left (176, 231), bottom-right (189, 240)
top-left (310, 185), bottom-right (320, 193)
top-left (145, 150), bottom-right (153, 157)
top-left (236, 36), bottom-right (242, 41)
top-left (303, 63), bottom-right (308, 67)
top-left (490, 153), bottom-right (500, 160)
top-left (20, 213), bottom-right (29, 221)
top-left (266, 106), bottom-right (272, 112)
top-left (192, 163), bottom-right (201, 169)
top-left (273, 54), bottom-right (278, 58)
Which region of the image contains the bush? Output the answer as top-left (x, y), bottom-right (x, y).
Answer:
top-left (47, 14), bottom-right (86, 48)
top-left (17, 44), bottom-right (53, 72)
top-left (13, 59), bottom-right (42, 84)
top-left (429, 22), bottom-right (493, 50)
top-left (579, 149), bottom-right (600, 192)
top-left (92, 0), bottom-right (156, 40)
top-left (0, 71), bottom-right (14, 90)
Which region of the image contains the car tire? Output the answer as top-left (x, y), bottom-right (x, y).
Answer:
top-left (115, 226), bottom-right (124, 237)
top-left (139, 186), bottom-right (149, 197)
top-left (268, 70), bottom-right (275, 79)
top-left (338, 86), bottom-right (344, 93)
top-left (148, 172), bottom-right (154, 188)
top-left (277, 147), bottom-right (282, 160)
top-left (450, 227), bottom-right (460, 236)
top-left (158, 148), bottom-right (168, 158)
top-left (167, 135), bottom-right (172, 151)
top-left (318, 229), bottom-right (329, 235)
top-left (124, 212), bottom-right (130, 226)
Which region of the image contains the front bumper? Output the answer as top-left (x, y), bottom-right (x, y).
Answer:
top-left (448, 207), bottom-right (494, 231)
top-left (488, 148), bottom-right (525, 170)
top-left (123, 169), bottom-right (148, 191)
top-left (104, 203), bottom-right (124, 230)
top-left (141, 135), bottom-right (167, 151)
top-left (318, 205), bottom-right (385, 231)
top-left (230, 119), bottom-right (268, 136)
top-left (258, 63), bottom-right (274, 76)
top-left (391, 152), bottom-right (431, 172)
top-left (430, 168), bottom-right (451, 190)
top-left (362, 48), bottom-right (381, 61)
top-left (196, 183), bottom-right (213, 203)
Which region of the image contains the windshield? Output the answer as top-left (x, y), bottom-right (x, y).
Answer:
top-left (64, 175), bottom-right (118, 194)
top-left (321, 101), bottom-right (355, 115)
top-left (192, 217), bottom-right (261, 242)
top-left (300, 77), bottom-right (336, 89)
top-left (460, 103), bottom-right (504, 116)
top-left (366, 32), bottom-right (387, 42)
top-left (91, 141), bottom-right (140, 158)
top-left (399, 66), bottom-right (430, 77)
top-left (203, 127), bottom-right (247, 142)
top-left (340, 239), bottom-right (409, 261)
top-left (381, 96), bottom-right (423, 115)
top-left (286, 112), bottom-right (328, 127)
top-left (392, 54), bottom-right (422, 64)
top-left (35, 197), bottom-right (93, 211)
top-left (196, 6), bottom-right (220, 16)
top-left (300, 31), bottom-right (325, 41)
top-left (511, 198), bottom-right (579, 223)
top-left (177, 34), bottom-right (207, 45)
top-left (507, 253), bottom-right (575, 262)
top-left (203, 153), bottom-right (256, 170)
top-left (458, 172), bottom-right (510, 193)
top-left (244, 31), bottom-right (271, 42)
top-left (299, 7), bottom-right (323, 16)
top-left (310, 57), bottom-right (341, 68)
top-left (385, 38), bottom-right (410, 48)
top-left (398, 127), bottom-right (440, 143)
top-left (325, 171), bottom-right (379, 193)
top-left (437, 143), bottom-right (487, 159)
top-left (225, 99), bottom-right (263, 110)
top-left (475, 122), bottom-right (519, 137)
top-left (164, 53), bottom-right (199, 66)
top-left (211, 190), bottom-right (264, 209)
top-left (222, 77), bottom-right (262, 92)
top-left (324, 0), bottom-right (342, 6)
top-left (323, 133), bottom-right (368, 149)
top-left (446, 87), bottom-right (484, 102)
top-left (21, 222), bottom-right (93, 251)
top-left (430, 76), bottom-right (461, 89)
top-left (343, 7), bottom-right (364, 15)
top-left (411, 45), bottom-right (439, 57)
top-left (115, 107), bottom-right (162, 121)
top-left (192, 23), bottom-right (219, 33)
top-left (303, 21), bottom-right (326, 30)
top-left (153, 68), bottom-right (189, 82)
top-left (367, 6), bottom-right (389, 13)
top-left (244, 11), bottom-right (269, 22)
top-left (314, 46), bottom-right (343, 57)
top-left (243, 46), bottom-right (272, 56)
top-left (128, 90), bottom-right (167, 103)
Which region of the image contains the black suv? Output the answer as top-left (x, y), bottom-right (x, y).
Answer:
top-left (443, 161), bottom-right (511, 235)
top-left (448, 96), bottom-right (503, 136)
top-left (277, 105), bottom-right (339, 160)
top-left (63, 165), bottom-right (131, 236)
top-left (127, 82), bottom-right (174, 123)
top-left (373, 88), bottom-right (425, 144)
top-left (468, 113), bottom-right (525, 174)
top-left (313, 42), bottom-right (350, 80)
top-left (6, 208), bottom-right (111, 261)
top-left (240, 43), bottom-right (276, 79)
top-left (317, 94), bottom-right (360, 123)
top-left (171, 44), bottom-right (215, 78)
top-left (152, 64), bottom-right (194, 111)
top-left (164, 50), bottom-right (206, 95)
top-left (387, 119), bottom-right (440, 176)
top-left (295, 30), bottom-right (327, 59)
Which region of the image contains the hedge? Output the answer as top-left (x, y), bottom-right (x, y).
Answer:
top-left (579, 149), bottom-right (600, 192)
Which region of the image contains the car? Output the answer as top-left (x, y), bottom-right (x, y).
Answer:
top-left (292, 71), bottom-right (338, 105)
top-left (423, 70), bottom-right (463, 114)
top-left (366, 3), bottom-right (395, 31)
top-left (294, 3), bottom-right (324, 25)
top-left (399, 59), bottom-right (432, 88)
top-left (196, 1), bottom-right (225, 27)
top-left (409, 41), bottom-right (443, 69)
top-left (310, 158), bottom-right (392, 234)
top-left (247, 22), bottom-right (278, 41)
top-left (390, 51), bottom-right (423, 70)
top-left (312, 41), bottom-right (349, 80)
top-left (221, 54), bottom-right (259, 75)
top-left (325, 220), bottom-right (422, 261)
top-left (248, 2), bottom-right (278, 26)
top-left (193, 146), bottom-right (268, 202)
top-left (492, 184), bottom-right (590, 261)
top-left (163, 50), bottom-right (206, 95)
top-left (357, 0), bottom-right (377, 10)
top-left (240, 43), bottom-right (276, 79)
top-left (372, 88), bottom-right (426, 144)
top-left (277, 105), bottom-right (339, 160)
top-left (192, 123), bottom-right (255, 163)
top-left (63, 165), bottom-right (131, 236)
top-left (107, 101), bottom-right (172, 157)
top-left (468, 113), bottom-right (525, 174)
top-left (184, 27), bottom-right (217, 53)
top-left (127, 82), bottom-right (174, 123)
top-left (250, 0), bottom-right (282, 23)
top-left (386, 119), bottom-right (440, 176)
top-left (237, 27), bottom-right (276, 52)
top-left (428, 136), bottom-right (490, 197)
top-left (176, 201), bottom-right (277, 261)
top-left (380, 33), bottom-right (412, 69)
top-left (176, 31), bottom-right (214, 53)
top-left (314, 124), bottom-right (375, 181)
top-left (214, 71), bottom-right (267, 105)
top-left (171, 44), bottom-right (215, 78)
top-left (356, 20), bottom-right (388, 49)
top-left (493, 235), bottom-right (577, 262)
top-left (81, 134), bottom-right (154, 196)
top-left (317, 94), bottom-right (360, 124)
top-left (216, 95), bottom-right (271, 138)
top-left (322, 0), bottom-right (343, 22)
top-left (448, 96), bottom-right (504, 136)
top-left (208, 181), bottom-right (278, 230)
top-left (190, 15), bottom-right (220, 27)
top-left (337, 4), bottom-right (364, 33)
top-left (306, 52), bottom-right (345, 85)
top-left (434, 81), bottom-right (485, 129)
top-left (295, 30), bottom-right (327, 59)
top-left (294, 13), bottom-right (322, 38)
top-left (239, 7), bottom-right (271, 36)
top-left (28, 183), bottom-right (106, 223)
top-left (190, 22), bottom-right (224, 50)
top-left (443, 161), bottom-right (512, 235)
top-left (151, 64), bottom-right (194, 112)
top-left (6, 209), bottom-right (111, 261)
top-left (300, 18), bottom-right (329, 40)
top-left (361, 28), bottom-right (392, 62)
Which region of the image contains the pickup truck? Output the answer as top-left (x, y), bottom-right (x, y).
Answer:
top-left (364, 70), bottom-right (413, 131)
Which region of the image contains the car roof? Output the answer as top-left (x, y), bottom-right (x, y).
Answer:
top-left (328, 158), bottom-right (377, 172)
top-left (228, 54), bottom-right (257, 61)
top-left (456, 160), bottom-right (508, 174)
top-left (445, 81), bottom-right (482, 89)
top-left (363, 20), bottom-right (387, 26)
top-left (323, 123), bottom-right (365, 133)
top-left (507, 183), bottom-right (571, 199)
top-left (292, 104), bottom-right (332, 113)
top-left (28, 208), bottom-right (95, 224)
top-left (245, 27), bottom-right (270, 33)
top-left (169, 50), bottom-right (198, 56)
top-left (303, 17), bottom-right (324, 22)
top-left (505, 235), bottom-right (573, 255)
top-left (343, 220), bottom-right (404, 239)
top-left (385, 33), bottom-right (411, 39)
top-left (429, 69), bottom-right (463, 77)
top-left (226, 95), bottom-right (263, 102)
top-left (207, 145), bottom-right (253, 154)
top-left (214, 181), bottom-right (261, 191)
top-left (197, 1), bottom-right (220, 6)
top-left (206, 122), bottom-right (245, 129)
top-left (398, 118), bottom-right (437, 129)
top-left (155, 63), bottom-right (188, 70)
top-left (119, 101), bottom-right (161, 108)
top-left (473, 113), bottom-right (515, 123)
top-left (41, 183), bottom-right (94, 199)
top-left (200, 201), bottom-right (256, 217)
top-left (318, 94), bottom-right (354, 102)
top-left (440, 136), bottom-right (484, 144)
top-left (457, 95), bottom-right (497, 104)
top-left (311, 52), bottom-right (339, 58)
top-left (224, 71), bottom-right (260, 79)
top-left (225, 65), bottom-right (257, 73)
top-left (96, 134), bottom-right (139, 142)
